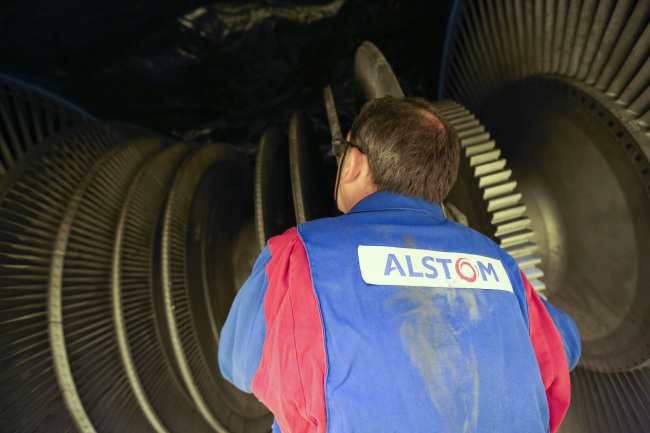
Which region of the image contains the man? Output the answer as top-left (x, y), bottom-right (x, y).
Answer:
top-left (219, 96), bottom-right (581, 433)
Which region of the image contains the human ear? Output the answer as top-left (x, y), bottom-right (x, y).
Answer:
top-left (339, 148), bottom-right (364, 184)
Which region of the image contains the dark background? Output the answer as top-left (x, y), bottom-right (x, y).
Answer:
top-left (0, 0), bottom-right (454, 147)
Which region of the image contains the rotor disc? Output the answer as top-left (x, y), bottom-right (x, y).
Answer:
top-left (57, 136), bottom-right (172, 433)
top-left (161, 144), bottom-right (272, 433)
top-left (0, 74), bottom-right (94, 177)
top-left (113, 141), bottom-right (221, 433)
top-left (0, 123), bottom-right (159, 432)
top-left (254, 125), bottom-right (295, 252)
top-left (289, 110), bottom-right (336, 223)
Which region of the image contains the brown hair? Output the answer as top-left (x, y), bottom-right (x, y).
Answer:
top-left (349, 96), bottom-right (460, 204)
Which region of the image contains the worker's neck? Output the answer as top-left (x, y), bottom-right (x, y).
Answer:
top-left (336, 148), bottom-right (377, 213)
top-left (339, 183), bottom-right (376, 214)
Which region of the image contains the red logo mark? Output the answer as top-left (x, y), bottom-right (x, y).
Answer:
top-left (455, 258), bottom-right (477, 282)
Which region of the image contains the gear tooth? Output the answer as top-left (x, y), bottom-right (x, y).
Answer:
top-left (443, 108), bottom-right (472, 118)
top-left (638, 109), bottom-right (650, 127)
top-left (446, 112), bottom-right (475, 122)
top-left (444, 108), bottom-right (472, 118)
top-left (487, 192), bottom-right (523, 212)
top-left (436, 100), bottom-right (463, 110)
top-left (478, 169), bottom-right (511, 188)
top-left (483, 180), bottom-right (517, 200)
top-left (474, 159), bottom-right (507, 177)
top-left (493, 216), bottom-right (531, 236)
top-left (527, 277), bottom-right (546, 293)
top-left (460, 132), bottom-right (491, 147)
top-left (502, 241), bottom-right (538, 258)
top-left (464, 140), bottom-right (496, 157)
top-left (458, 127), bottom-right (487, 140)
top-left (522, 266), bottom-right (545, 282)
top-left (515, 254), bottom-right (542, 270)
top-left (469, 149), bottom-right (501, 167)
top-left (452, 119), bottom-right (481, 131)
top-left (498, 228), bottom-right (534, 248)
top-left (491, 204), bottom-right (527, 224)
top-left (438, 104), bottom-right (467, 115)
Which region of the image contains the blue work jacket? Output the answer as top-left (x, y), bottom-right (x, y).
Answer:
top-left (219, 191), bottom-right (581, 433)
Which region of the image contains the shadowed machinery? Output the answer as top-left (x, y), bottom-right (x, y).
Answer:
top-left (0, 1), bottom-right (648, 432)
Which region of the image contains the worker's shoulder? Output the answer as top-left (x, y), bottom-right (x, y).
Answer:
top-left (296, 214), bottom-right (347, 234)
top-left (265, 216), bottom-right (350, 252)
top-left (266, 226), bottom-right (301, 251)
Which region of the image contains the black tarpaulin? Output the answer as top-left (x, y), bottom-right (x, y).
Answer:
top-left (0, 0), bottom-right (452, 146)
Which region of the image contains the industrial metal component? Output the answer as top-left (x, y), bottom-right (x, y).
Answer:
top-left (1, 2), bottom-right (648, 430)
top-left (161, 144), bottom-right (269, 432)
top-left (0, 74), bottom-right (94, 178)
top-left (323, 86), bottom-right (343, 142)
top-left (0, 117), bottom-right (271, 432)
top-left (55, 137), bottom-right (174, 433)
top-left (436, 99), bottom-right (545, 291)
top-left (440, 0), bottom-right (650, 430)
top-left (0, 123), bottom-right (161, 432)
top-left (477, 77), bottom-right (650, 371)
top-left (354, 41), bottom-right (405, 101)
top-left (289, 110), bottom-right (336, 223)
top-left (113, 141), bottom-right (219, 433)
top-left (255, 126), bottom-right (295, 252)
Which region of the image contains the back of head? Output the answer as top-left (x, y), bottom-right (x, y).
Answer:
top-left (349, 96), bottom-right (460, 204)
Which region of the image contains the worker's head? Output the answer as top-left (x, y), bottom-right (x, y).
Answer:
top-left (335, 96), bottom-right (460, 213)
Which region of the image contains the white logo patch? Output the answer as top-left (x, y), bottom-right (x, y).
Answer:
top-left (357, 245), bottom-right (513, 292)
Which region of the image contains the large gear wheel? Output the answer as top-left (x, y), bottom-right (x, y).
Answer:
top-left (435, 99), bottom-right (545, 291)
top-left (440, 0), bottom-right (650, 431)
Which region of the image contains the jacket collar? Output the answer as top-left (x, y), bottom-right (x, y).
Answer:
top-left (346, 191), bottom-right (445, 219)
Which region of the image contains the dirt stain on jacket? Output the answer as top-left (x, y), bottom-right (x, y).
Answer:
top-left (390, 287), bottom-right (479, 432)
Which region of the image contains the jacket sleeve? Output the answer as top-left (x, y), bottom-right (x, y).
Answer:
top-left (219, 227), bottom-right (327, 433)
top-left (540, 296), bottom-right (581, 371)
top-left (218, 245), bottom-right (272, 393)
top-left (521, 270), bottom-right (581, 433)
top-left (251, 228), bottom-right (328, 433)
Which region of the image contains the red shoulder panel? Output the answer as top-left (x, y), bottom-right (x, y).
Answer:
top-left (252, 228), bottom-right (327, 433)
top-left (522, 270), bottom-right (571, 433)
